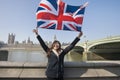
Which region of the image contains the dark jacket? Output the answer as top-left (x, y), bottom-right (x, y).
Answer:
top-left (37, 35), bottom-right (80, 78)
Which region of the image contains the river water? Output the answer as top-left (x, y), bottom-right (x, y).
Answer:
top-left (7, 50), bottom-right (120, 62)
top-left (8, 50), bottom-right (72, 62)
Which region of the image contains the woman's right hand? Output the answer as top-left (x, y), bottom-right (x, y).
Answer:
top-left (33, 28), bottom-right (38, 35)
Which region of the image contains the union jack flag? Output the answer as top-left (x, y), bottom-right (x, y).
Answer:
top-left (36, 0), bottom-right (88, 31)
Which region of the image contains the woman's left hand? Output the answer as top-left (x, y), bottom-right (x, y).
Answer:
top-left (77, 31), bottom-right (83, 38)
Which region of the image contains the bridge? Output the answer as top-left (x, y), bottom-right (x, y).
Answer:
top-left (76, 35), bottom-right (120, 51)
top-left (60, 35), bottom-right (120, 61)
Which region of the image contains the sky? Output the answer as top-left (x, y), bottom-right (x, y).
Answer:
top-left (0, 0), bottom-right (120, 44)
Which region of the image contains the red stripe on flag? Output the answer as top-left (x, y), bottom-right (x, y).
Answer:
top-left (40, 3), bottom-right (52, 11)
top-left (41, 22), bottom-right (54, 28)
top-left (68, 24), bottom-right (77, 31)
top-left (57, 1), bottom-right (65, 30)
top-left (37, 12), bottom-right (57, 20)
top-left (75, 17), bottom-right (83, 24)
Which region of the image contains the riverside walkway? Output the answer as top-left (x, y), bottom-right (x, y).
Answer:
top-left (0, 61), bottom-right (120, 80)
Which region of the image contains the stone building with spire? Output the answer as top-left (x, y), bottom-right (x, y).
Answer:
top-left (8, 33), bottom-right (15, 44)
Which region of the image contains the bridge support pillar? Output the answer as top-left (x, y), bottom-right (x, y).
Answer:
top-left (82, 51), bottom-right (88, 61)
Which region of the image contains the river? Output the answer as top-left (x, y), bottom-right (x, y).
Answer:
top-left (7, 50), bottom-right (72, 62)
top-left (5, 49), bottom-right (120, 62)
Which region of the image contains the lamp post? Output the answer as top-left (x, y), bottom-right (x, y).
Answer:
top-left (84, 40), bottom-right (88, 52)
top-left (82, 35), bottom-right (88, 61)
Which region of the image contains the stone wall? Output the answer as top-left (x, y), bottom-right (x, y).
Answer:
top-left (0, 61), bottom-right (120, 80)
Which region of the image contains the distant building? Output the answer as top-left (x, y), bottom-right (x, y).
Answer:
top-left (53, 35), bottom-right (57, 41)
top-left (22, 40), bottom-right (26, 44)
top-left (8, 33), bottom-right (15, 44)
top-left (27, 37), bottom-right (33, 44)
top-left (15, 41), bottom-right (19, 44)
top-left (27, 37), bottom-right (30, 44)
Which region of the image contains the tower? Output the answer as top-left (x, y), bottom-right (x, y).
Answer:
top-left (53, 35), bottom-right (57, 41)
top-left (27, 37), bottom-right (31, 44)
top-left (8, 33), bottom-right (15, 44)
top-left (27, 37), bottom-right (33, 44)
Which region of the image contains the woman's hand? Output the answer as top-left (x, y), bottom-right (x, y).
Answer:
top-left (33, 29), bottom-right (38, 35)
top-left (77, 31), bottom-right (83, 39)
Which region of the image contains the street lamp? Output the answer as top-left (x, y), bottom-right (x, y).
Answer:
top-left (83, 35), bottom-right (88, 52)
top-left (82, 35), bottom-right (88, 61)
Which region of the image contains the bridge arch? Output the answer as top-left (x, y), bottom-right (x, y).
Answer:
top-left (87, 36), bottom-right (120, 51)
top-left (88, 42), bottom-right (120, 52)
top-left (72, 46), bottom-right (84, 53)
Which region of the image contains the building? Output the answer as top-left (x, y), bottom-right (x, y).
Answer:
top-left (8, 33), bottom-right (15, 44)
top-left (27, 37), bottom-right (33, 44)
top-left (53, 35), bottom-right (57, 41)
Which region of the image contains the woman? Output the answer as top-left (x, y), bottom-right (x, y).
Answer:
top-left (33, 29), bottom-right (83, 80)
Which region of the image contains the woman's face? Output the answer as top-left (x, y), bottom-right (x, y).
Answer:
top-left (53, 42), bottom-right (60, 50)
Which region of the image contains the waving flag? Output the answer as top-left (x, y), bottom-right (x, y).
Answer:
top-left (36, 0), bottom-right (88, 31)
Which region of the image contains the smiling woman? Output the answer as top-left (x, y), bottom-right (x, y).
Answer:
top-left (33, 28), bottom-right (83, 80)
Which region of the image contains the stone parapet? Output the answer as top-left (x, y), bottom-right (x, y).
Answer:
top-left (0, 61), bottom-right (120, 80)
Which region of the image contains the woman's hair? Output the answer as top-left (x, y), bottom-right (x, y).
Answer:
top-left (47, 40), bottom-right (62, 57)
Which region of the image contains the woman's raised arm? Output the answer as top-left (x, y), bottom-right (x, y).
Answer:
top-left (63, 31), bottom-right (83, 54)
top-left (33, 29), bottom-right (49, 53)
